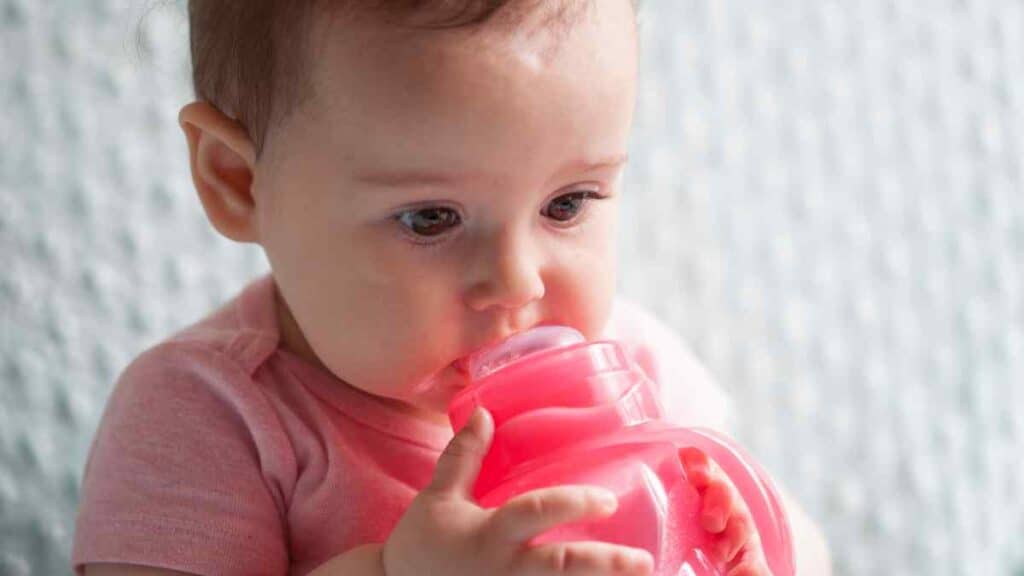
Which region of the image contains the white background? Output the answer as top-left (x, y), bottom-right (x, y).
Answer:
top-left (1, 1), bottom-right (1022, 574)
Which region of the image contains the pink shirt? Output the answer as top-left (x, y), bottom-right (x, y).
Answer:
top-left (72, 274), bottom-right (732, 576)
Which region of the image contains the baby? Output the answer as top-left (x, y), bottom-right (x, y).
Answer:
top-left (72, 1), bottom-right (830, 575)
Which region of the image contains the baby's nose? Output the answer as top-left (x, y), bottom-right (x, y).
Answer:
top-left (462, 230), bottom-right (546, 312)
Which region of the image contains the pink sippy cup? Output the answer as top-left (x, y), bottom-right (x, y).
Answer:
top-left (448, 326), bottom-right (795, 576)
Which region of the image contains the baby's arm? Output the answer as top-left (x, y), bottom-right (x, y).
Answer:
top-left (307, 543), bottom-right (387, 576)
top-left (72, 344), bottom-right (290, 575)
top-left (83, 543), bottom-right (391, 576)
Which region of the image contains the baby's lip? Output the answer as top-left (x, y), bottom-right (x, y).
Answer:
top-left (452, 337), bottom-right (511, 378)
top-left (453, 356), bottom-right (471, 375)
top-left (453, 325), bottom-right (585, 381)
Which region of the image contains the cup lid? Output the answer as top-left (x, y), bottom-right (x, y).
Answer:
top-left (466, 325), bottom-right (586, 381)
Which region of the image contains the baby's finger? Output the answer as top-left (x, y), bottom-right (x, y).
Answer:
top-left (714, 513), bottom-right (754, 564)
top-left (522, 540), bottom-right (654, 575)
top-left (727, 554), bottom-right (769, 576)
top-left (425, 406), bottom-right (493, 499)
top-left (727, 561), bottom-right (766, 576)
top-left (726, 538), bottom-right (768, 576)
top-left (488, 485), bottom-right (619, 543)
top-left (700, 480), bottom-right (733, 533)
top-left (679, 447), bottom-right (712, 488)
top-left (725, 524), bottom-right (766, 575)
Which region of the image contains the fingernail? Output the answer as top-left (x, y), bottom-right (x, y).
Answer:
top-left (462, 406), bottom-right (483, 434)
top-left (630, 550), bottom-right (653, 569)
top-left (472, 405), bottom-right (489, 425)
top-left (593, 489), bottom-right (618, 512)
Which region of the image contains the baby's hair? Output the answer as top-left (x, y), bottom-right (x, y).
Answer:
top-left (188, 0), bottom-right (605, 159)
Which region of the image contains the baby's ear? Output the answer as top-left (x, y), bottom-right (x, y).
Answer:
top-left (179, 101), bottom-right (259, 244)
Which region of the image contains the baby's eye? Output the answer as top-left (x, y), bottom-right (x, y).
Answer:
top-left (542, 191), bottom-right (604, 223)
top-left (397, 206), bottom-right (462, 238)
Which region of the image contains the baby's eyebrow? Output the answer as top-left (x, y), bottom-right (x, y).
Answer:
top-left (355, 154), bottom-right (629, 189)
top-left (356, 169), bottom-right (472, 188)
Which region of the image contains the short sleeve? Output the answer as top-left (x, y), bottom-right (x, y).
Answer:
top-left (72, 342), bottom-right (291, 576)
top-left (602, 296), bottom-right (735, 434)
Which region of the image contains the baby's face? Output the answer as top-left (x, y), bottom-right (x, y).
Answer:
top-left (254, 1), bottom-right (637, 423)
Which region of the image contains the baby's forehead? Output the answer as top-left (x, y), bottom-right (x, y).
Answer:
top-left (306, 5), bottom-right (615, 116)
top-left (304, 25), bottom-right (613, 134)
top-left (310, 1), bottom-right (587, 68)
top-left (271, 1), bottom-right (636, 177)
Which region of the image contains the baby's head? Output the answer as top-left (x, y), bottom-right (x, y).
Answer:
top-left (179, 0), bottom-right (639, 423)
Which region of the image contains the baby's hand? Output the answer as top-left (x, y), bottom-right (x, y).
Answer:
top-left (382, 407), bottom-right (654, 576)
top-left (680, 447), bottom-right (772, 576)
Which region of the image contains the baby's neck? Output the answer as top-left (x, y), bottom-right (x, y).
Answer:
top-left (273, 284), bottom-right (325, 371)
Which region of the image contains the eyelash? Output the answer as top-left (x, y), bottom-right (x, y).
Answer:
top-left (393, 190), bottom-right (608, 250)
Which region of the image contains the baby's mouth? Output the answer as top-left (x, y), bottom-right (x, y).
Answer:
top-left (453, 326), bottom-right (586, 381)
top-left (453, 357), bottom-right (471, 375)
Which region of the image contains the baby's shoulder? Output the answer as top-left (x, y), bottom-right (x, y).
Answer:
top-left (600, 295), bottom-right (707, 382)
top-left (602, 295), bottom-right (735, 433)
top-left (74, 327), bottom-right (293, 576)
top-left (105, 287), bottom-right (281, 422)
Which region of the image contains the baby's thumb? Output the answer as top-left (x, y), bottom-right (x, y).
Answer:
top-left (426, 406), bottom-right (493, 499)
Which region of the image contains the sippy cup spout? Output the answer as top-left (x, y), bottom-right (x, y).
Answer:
top-left (466, 325), bottom-right (586, 381)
